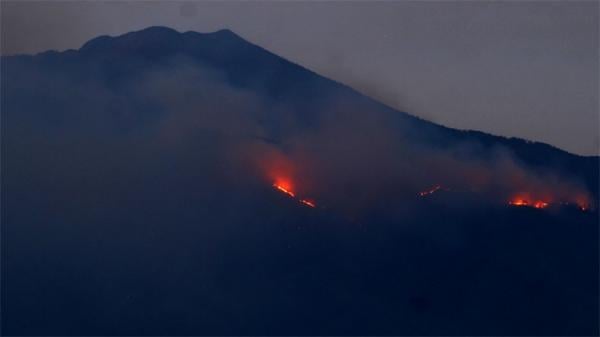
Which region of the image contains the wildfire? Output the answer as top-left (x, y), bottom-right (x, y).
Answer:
top-left (506, 195), bottom-right (598, 211)
top-left (509, 199), bottom-right (549, 209)
top-left (299, 199), bottom-right (316, 208)
top-left (418, 185), bottom-right (442, 197)
top-left (273, 183), bottom-right (295, 198)
top-left (272, 180), bottom-right (317, 208)
top-left (508, 199), bottom-right (528, 207)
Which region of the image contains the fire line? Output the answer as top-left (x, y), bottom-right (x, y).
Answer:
top-left (272, 182), bottom-right (317, 208)
top-left (273, 183), bottom-right (295, 198)
top-left (418, 185), bottom-right (442, 197)
top-left (299, 199), bottom-right (316, 208)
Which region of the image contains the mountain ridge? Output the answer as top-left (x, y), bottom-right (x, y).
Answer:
top-left (10, 26), bottom-right (596, 159)
top-left (3, 26), bottom-right (598, 195)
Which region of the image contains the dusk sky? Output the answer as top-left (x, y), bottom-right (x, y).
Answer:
top-left (2, 1), bottom-right (598, 155)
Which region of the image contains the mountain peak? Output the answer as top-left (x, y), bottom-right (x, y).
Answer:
top-left (210, 28), bottom-right (237, 36)
top-left (137, 25), bottom-right (180, 35)
top-left (80, 26), bottom-right (244, 54)
top-left (80, 26), bottom-right (178, 52)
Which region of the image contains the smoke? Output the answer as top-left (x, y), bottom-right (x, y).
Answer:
top-left (3, 40), bottom-right (598, 337)
top-left (243, 94), bottom-right (594, 214)
top-left (3, 52), bottom-right (594, 220)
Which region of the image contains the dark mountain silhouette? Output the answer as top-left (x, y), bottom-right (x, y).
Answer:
top-left (2, 26), bottom-right (598, 335)
top-left (5, 26), bottom-right (598, 188)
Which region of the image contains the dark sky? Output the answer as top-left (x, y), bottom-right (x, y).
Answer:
top-left (1, 1), bottom-right (598, 155)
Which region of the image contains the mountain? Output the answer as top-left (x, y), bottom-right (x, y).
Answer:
top-left (6, 26), bottom-right (598, 193)
top-left (2, 26), bottom-right (598, 335)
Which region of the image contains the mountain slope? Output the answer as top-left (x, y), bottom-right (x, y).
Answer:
top-left (4, 26), bottom-right (597, 194)
top-left (1, 26), bottom-right (598, 335)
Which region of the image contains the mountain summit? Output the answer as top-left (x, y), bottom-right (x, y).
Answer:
top-left (80, 26), bottom-right (244, 55)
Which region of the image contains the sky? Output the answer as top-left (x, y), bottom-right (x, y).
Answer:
top-left (1, 1), bottom-right (598, 156)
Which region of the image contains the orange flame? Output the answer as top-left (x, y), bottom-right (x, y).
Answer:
top-left (508, 197), bottom-right (550, 210)
top-left (273, 183), bottom-right (295, 198)
top-left (272, 179), bottom-right (317, 208)
top-left (508, 198), bottom-right (549, 209)
top-left (508, 199), bottom-right (529, 207)
top-left (507, 192), bottom-right (595, 211)
top-left (299, 199), bottom-right (316, 208)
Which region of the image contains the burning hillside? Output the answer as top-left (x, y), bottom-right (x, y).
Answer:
top-left (272, 181), bottom-right (317, 208)
top-left (273, 181), bottom-right (295, 198)
top-left (299, 199), bottom-right (316, 208)
top-left (260, 149), bottom-right (594, 214)
top-left (508, 195), bottom-right (590, 211)
top-left (508, 198), bottom-right (549, 209)
top-left (269, 174), bottom-right (592, 214)
top-left (420, 186), bottom-right (589, 211)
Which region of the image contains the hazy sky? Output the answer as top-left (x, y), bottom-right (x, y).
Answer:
top-left (1, 1), bottom-right (598, 155)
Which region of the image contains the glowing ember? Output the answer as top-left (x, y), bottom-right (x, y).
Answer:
top-left (508, 199), bottom-right (528, 207)
top-left (509, 198), bottom-right (549, 209)
top-left (272, 181), bottom-right (317, 208)
top-left (273, 183), bottom-right (295, 198)
top-left (419, 185), bottom-right (442, 197)
top-left (299, 199), bottom-right (316, 208)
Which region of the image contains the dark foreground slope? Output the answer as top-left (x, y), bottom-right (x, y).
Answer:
top-left (3, 181), bottom-right (598, 335)
top-left (2, 27), bottom-right (598, 335)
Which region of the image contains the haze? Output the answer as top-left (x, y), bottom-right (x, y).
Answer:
top-left (1, 0), bottom-right (598, 155)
